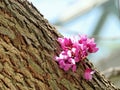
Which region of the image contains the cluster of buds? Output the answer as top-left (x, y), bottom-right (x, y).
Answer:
top-left (55, 35), bottom-right (98, 80)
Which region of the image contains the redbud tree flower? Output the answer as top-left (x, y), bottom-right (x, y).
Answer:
top-left (55, 35), bottom-right (99, 80)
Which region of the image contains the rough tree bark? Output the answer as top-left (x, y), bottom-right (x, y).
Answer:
top-left (0, 0), bottom-right (119, 90)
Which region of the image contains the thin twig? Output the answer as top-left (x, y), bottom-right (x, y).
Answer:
top-left (102, 67), bottom-right (120, 79)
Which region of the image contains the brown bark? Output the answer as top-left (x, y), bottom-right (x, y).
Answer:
top-left (0, 0), bottom-right (119, 90)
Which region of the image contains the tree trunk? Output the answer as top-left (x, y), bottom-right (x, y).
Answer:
top-left (0, 0), bottom-right (119, 90)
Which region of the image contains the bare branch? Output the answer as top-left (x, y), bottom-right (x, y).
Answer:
top-left (55, 0), bottom-right (109, 24)
top-left (102, 67), bottom-right (120, 79)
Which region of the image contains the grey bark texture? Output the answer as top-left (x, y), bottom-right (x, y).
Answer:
top-left (0, 0), bottom-right (119, 90)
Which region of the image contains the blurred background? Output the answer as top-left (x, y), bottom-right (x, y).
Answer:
top-left (28, 0), bottom-right (120, 88)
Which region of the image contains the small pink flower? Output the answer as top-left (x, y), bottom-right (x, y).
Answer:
top-left (63, 64), bottom-right (72, 71)
top-left (79, 35), bottom-right (87, 45)
top-left (84, 68), bottom-right (95, 80)
top-left (58, 37), bottom-right (73, 50)
top-left (55, 51), bottom-right (68, 61)
top-left (87, 38), bottom-right (99, 53)
top-left (59, 60), bottom-right (65, 68)
top-left (72, 65), bottom-right (76, 72)
top-left (68, 58), bottom-right (75, 64)
top-left (55, 34), bottom-right (98, 79)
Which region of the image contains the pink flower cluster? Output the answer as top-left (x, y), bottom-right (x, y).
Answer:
top-left (55, 35), bottom-right (98, 80)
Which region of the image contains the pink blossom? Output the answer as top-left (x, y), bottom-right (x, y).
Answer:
top-left (72, 65), bottom-right (76, 72)
top-left (79, 35), bottom-right (87, 45)
top-left (58, 37), bottom-right (73, 50)
top-left (79, 35), bottom-right (99, 53)
top-left (84, 68), bottom-right (95, 80)
top-left (55, 35), bottom-right (98, 79)
top-left (87, 38), bottom-right (99, 53)
top-left (63, 64), bottom-right (72, 71)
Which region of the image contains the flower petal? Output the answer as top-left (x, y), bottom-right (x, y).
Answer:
top-left (63, 64), bottom-right (72, 71)
top-left (84, 68), bottom-right (95, 80)
top-left (72, 65), bottom-right (76, 72)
